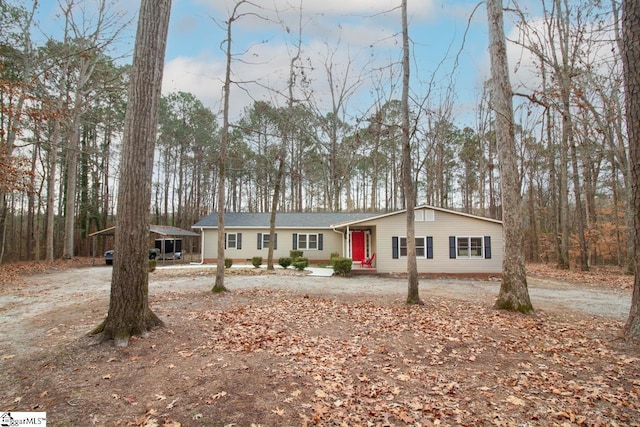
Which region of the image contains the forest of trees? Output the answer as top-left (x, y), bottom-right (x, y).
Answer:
top-left (0, 0), bottom-right (632, 272)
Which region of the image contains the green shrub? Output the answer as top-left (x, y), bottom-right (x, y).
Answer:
top-left (224, 257), bottom-right (233, 268)
top-left (332, 257), bottom-right (352, 276)
top-left (290, 250), bottom-right (303, 260)
top-left (278, 257), bottom-right (292, 269)
top-left (251, 256), bottom-right (263, 268)
top-left (149, 259), bottom-right (157, 272)
top-left (292, 257), bottom-right (308, 271)
top-left (330, 252), bottom-right (340, 266)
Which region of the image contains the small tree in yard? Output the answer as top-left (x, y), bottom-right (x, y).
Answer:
top-left (90, 0), bottom-right (172, 346)
top-left (400, 0), bottom-right (421, 305)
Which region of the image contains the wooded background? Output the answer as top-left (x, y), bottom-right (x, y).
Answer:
top-left (0, 0), bottom-right (630, 271)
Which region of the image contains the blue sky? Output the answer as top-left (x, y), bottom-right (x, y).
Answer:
top-left (163, 0), bottom-right (496, 125)
top-left (34, 0), bottom-right (541, 127)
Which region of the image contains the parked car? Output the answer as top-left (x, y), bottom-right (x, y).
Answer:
top-left (104, 248), bottom-right (161, 265)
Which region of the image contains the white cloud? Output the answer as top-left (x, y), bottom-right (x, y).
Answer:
top-left (164, 2), bottom-right (410, 120)
top-left (163, 56), bottom-right (225, 112)
top-left (166, 1), bottom-right (496, 123)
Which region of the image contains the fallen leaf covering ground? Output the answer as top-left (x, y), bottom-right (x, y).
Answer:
top-left (1, 261), bottom-right (639, 426)
top-left (526, 263), bottom-right (634, 291)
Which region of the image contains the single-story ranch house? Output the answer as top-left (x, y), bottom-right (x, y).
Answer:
top-left (192, 205), bottom-right (503, 276)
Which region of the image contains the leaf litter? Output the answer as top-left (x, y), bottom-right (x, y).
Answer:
top-left (0, 263), bottom-right (638, 426)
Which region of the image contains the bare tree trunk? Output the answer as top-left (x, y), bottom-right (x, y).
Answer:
top-left (213, 2), bottom-right (245, 293)
top-left (622, 0), bottom-right (640, 339)
top-left (487, 0), bottom-right (533, 313)
top-left (26, 131), bottom-right (40, 260)
top-left (609, 0), bottom-right (634, 273)
top-left (558, 113), bottom-right (571, 269)
top-left (267, 6), bottom-right (303, 270)
top-left (570, 137), bottom-right (589, 270)
top-left (401, 0), bottom-right (421, 305)
top-left (90, 0), bottom-right (171, 346)
top-left (45, 112), bottom-right (64, 261)
top-left (62, 112), bottom-right (81, 259)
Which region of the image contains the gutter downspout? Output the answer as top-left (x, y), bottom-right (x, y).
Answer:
top-left (332, 226), bottom-right (346, 257)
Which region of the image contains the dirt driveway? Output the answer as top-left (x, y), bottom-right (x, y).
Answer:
top-left (0, 264), bottom-right (631, 358)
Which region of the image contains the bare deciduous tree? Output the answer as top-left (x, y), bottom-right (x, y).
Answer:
top-left (212, 1), bottom-right (247, 293)
top-left (401, 0), bottom-right (421, 305)
top-left (487, 0), bottom-right (533, 313)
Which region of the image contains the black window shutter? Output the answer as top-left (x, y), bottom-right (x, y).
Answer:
top-left (257, 233), bottom-right (262, 250)
top-left (224, 233), bottom-right (227, 249)
top-left (392, 236), bottom-right (399, 259)
top-left (318, 233), bottom-right (323, 250)
top-left (427, 236), bottom-right (433, 259)
top-left (449, 236), bottom-right (456, 259)
top-left (292, 233), bottom-right (297, 250)
top-left (484, 236), bottom-right (491, 259)
top-left (237, 233), bottom-right (242, 250)
top-left (274, 233), bottom-right (278, 250)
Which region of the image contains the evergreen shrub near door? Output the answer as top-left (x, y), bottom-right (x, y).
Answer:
top-left (292, 257), bottom-right (308, 271)
top-left (224, 258), bottom-right (233, 268)
top-left (332, 258), bottom-right (352, 276)
top-left (290, 250), bottom-right (303, 260)
top-left (278, 257), bottom-right (292, 269)
top-left (289, 250), bottom-right (307, 271)
top-left (252, 256), bottom-right (263, 268)
top-left (330, 252), bottom-right (340, 266)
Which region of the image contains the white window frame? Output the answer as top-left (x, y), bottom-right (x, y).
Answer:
top-left (298, 233), bottom-right (319, 250)
top-left (226, 233), bottom-right (238, 249)
top-left (261, 233), bottom-right (270, 249)
top-left (399, 236), bottom-right (427, 258)
top-left (456, 236), bottom-right (483, 258)
top-left (425, 209), bottom-right (435, 221)
top-left (415, 209), bottom-right (435, 222)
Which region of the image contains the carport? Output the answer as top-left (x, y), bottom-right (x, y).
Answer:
top-left (89, 225), bottom-right (200, 265)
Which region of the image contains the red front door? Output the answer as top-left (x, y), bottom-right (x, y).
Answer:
top-left (351, 231), bottom-right (366, 262)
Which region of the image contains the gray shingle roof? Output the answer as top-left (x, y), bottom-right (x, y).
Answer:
top-left (192, 212), bottom-right (380, 229)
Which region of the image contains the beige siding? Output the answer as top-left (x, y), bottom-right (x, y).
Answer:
top-left (201, 228), bottom-right (345, 263)
top-left (198, 208), bottom-right (502, 274)
top-left (364, 209), bottom-right (503, 274)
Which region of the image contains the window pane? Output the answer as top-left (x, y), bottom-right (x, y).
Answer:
top-left (400, 237), bottom-right (407, 257)
top-left (415, 237), bottom-right (425, 257)
top-left (299, 234), bottom-right (307, 249)
top-left (228, 234), bottom-right (236, 249)
top-left (263, 234), bottom-right (270, 247)
top-left (457, 237), bottom-right (469, 257)
top-left (309, 234), bottom-right (318, 249)
top-left (470, 237), bottom-right (483, 257)
top-left (425, 209), bottom-right (435, 221)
